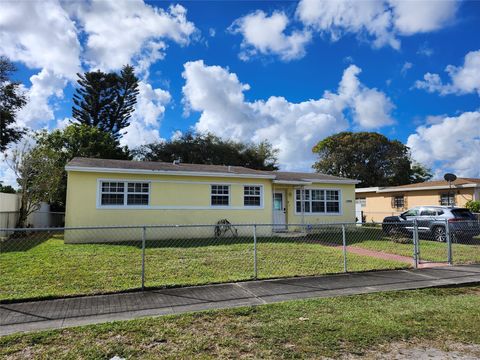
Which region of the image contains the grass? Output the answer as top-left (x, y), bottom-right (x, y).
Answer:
top-left (0, 233), bottom-right (406, 302)
top-left (2, 226), bottom-right (479, 301)
top-left (1, 285), bottom-right (480, 359)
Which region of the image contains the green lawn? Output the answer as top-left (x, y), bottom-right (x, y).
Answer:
top-left (0, 234), bottom-right (406, 302)
top-left (1, 286), bottom-right (480, 359)
top-left (2, 227), bottom-right (478, 302)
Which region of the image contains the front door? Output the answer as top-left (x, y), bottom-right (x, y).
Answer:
top-left (273, 191), bottom-right (286, 231)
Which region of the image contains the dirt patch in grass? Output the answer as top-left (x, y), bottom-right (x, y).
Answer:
top-left (351, 340), bottom-right (480, 359)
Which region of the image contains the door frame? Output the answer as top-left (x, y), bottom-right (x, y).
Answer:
top-left (273, 190), bottom-right (287, 231)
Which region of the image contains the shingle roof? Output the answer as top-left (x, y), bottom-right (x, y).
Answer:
top-left (386, 178), bottom-right (480, 189)
top-left (66, 157), bottom-right (358, 183)
top-left (274, 171), bottom-right (356, 182)
top-left (356, 178), bottom-right (480, 193)
top-left (66, 157), bottom-right (274, 177)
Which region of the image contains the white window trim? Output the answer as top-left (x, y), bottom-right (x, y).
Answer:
top-left (243, 185), bottom-right (264, 208)
top-left (210, 184), bottom-right (231, 208)
top-left (96, 179), bottom-right (266, 210)
top-left (294, 188), bottom-right (343, 216)
top-left (97, 179), bottom-right (151, 209)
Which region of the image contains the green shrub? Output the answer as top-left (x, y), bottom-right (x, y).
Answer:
top-left (466, 200), bottom-right (480, 213)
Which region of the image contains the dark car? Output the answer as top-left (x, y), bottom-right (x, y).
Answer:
top-left (382, 206), bottom-right (480, 242)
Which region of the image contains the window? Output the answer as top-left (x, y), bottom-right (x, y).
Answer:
top-left (100, 181), bottom-right (149, 206)
top-left (440, 193), bottom-right (455, 206)
top-left (295, 189), bottom-right (341, 214)
top-left (211, 185), bottom-right (229, 206)
top-left (127, 182), bottom-right (149, 205)
top-left (420, 209), bottom-right (436, 216)
top-left (244, 186), bottom-right (261, 206)
top-left (402, 209), bottom-right (418, 217)
top-left (356, 198), bottom-right (366, 207)
top-left (392, 196), bottom-right (405, 209)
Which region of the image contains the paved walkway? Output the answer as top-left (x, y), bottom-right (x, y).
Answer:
top-left (322, 242), bottom-right (446, 268)
top-left (1, 265), bottom-right (480, 336)
top-left (343, 245), bottom-right (447, 268)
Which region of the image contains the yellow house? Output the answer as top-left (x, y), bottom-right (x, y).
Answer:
top-left (65, 158), bottom-right (358, 242)
top-left (356, 178), bottom-right (480, 222)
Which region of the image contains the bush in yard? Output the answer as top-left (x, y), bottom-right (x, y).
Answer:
top-left (466, 200), bottom-right (480, 213)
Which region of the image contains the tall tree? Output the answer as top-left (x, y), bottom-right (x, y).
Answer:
top-left (8, 143), bottom-right (63, 227)
top-left (312, 132), bottom-right (432, 187)
top-left (72, 64), bottom-right (139, 138)
top-left (33, 124), bottom-right (131, 208)
top-left (134, 132), bottom-right (279, 171)
top-left (0, 184), bottom-right (16, 193)
top-left (0, 57), bottom-right (26, 152)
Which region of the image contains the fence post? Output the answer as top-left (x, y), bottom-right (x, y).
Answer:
top-left (253, 224), bottom-right (258, 279)
top-left (342, 224), bottom-right (347, 273)
top-left (446, 219), bottom-right (452, 265)
top-left (413, 219), bottom-right (419, 269)
top-left (141, 226), bottom-right (146, 290)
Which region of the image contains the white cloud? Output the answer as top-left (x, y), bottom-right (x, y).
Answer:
top-left (407, 111), bottom-right (480, 177)
top-left (417, 42), bottom-right (434, 57)
top-left (120, 81), bottom-right (171, 148)
top-left (230, 10), bottom-right (311, 61)
top-left (401, 62), bottom-right (413, 76)
top-left (390, 0), bottom-right (458, 35)
top-left (295, 0), bottom-right (458, 50)
top-left (415, 50), bottom-right (480, 96)
top-left (17, 69), bottom-right (67, 128)
top-left (68, 1), bottom-right (197, 72)
top-left (182, 60), bottom-right (394, 170)
top-left (0, 0), bottom-right (196, 143)
top-left (335, 65), bottom-right (395, 128)
top-left (0, 0), bottom-right (81, 79)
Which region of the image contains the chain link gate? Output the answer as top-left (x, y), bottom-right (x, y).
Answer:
top-left (414, 219), bottom-right (452, 266)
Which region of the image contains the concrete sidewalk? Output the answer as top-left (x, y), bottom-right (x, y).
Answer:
top-left (2, 265), bottom-right (480, 336)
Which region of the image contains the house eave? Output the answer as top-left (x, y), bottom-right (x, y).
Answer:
top-left (355, 187), bottom-right (381, 193)
top-left (273, 180), bottom-right (312, 185)
top-left (304, 179), bottom-right (360, 185)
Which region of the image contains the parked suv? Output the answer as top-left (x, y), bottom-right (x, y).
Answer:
top-left (382, 206), bottom-right (480, 242)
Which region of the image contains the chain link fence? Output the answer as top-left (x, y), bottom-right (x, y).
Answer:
top-left (1, 220), bottom-right (479, 301)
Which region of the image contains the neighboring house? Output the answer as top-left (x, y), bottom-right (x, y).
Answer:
top-left (356, 178), bottom-right (480, 222)
top-left (64, 158), bottom-right (358, 242)
top-left (0, 193), bottom-right (63, 236)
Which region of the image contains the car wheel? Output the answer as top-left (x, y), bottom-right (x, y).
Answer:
top-left (433, 226), bottom-right (446, 242)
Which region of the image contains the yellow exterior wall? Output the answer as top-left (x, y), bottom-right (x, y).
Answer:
top-left (65, 171), bottom-right (356, 242)
top-left (274, 184), bottom-right (356, 226)
top-left (356, 188), bottom-right (476, 223)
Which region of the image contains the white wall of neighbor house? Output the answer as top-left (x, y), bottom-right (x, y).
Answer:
top-left (0, 193), bottom-right (60, 231)
top-left (0, 193), bottom-right (21, 212)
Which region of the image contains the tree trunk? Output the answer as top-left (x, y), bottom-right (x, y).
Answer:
top-left (16, 194), bottom-right (29, 228)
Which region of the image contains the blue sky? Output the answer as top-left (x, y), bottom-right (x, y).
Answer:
top-left (1, 0), bottom-right (480, 185)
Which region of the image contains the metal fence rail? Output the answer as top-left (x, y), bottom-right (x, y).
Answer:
top-left (1, 220), bottom-right (479, 302)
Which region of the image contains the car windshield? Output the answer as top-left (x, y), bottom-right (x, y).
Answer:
top-left (451, 209), bottom-right (475, 219)
top-left (402, 209), bottom-right (418, 217)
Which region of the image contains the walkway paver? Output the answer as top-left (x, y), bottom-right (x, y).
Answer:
top-left (344, 245), bottom-right (447, 268)
top-left (1, 265), bottom-right (479, 336)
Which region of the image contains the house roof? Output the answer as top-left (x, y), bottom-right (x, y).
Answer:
top-left (65, 157), bottom-right (359, 183)
top-left (356, 178), bottom-right (480, 194)
top-left (273, 171), bottom-right (357, 184)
